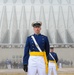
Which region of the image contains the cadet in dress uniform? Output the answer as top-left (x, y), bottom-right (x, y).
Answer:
top-left (48, 46), bottom-right (58, 75)
top-left (23, 21), bottom-right (50, 75)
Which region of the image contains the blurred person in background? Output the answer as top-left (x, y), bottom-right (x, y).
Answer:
top-left (48, 46), bottom-right (58, 75)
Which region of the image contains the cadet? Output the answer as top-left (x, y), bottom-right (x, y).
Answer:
top-left (23, 21), bottom-right (50, 75)
top-left (48, 46), bottom-right (58, 75)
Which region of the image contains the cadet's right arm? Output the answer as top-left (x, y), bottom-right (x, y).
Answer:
top-left (23, 37), bottom-right (30, 72)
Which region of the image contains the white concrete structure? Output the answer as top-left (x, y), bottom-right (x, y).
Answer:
top-left (0, 0), bottom-right (74, 46)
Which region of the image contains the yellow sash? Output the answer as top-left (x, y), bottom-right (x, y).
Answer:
top-left (49, 60), bottom-right (58, 70)
top-left (30, 52), bottom-right (48, 74)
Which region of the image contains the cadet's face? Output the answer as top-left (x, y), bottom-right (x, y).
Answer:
top-left (33, 26), bottom-right (41, 34)
top-left (50, 49), bottom-right (54, 52)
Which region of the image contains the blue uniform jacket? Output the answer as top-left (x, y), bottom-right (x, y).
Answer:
top-left (23, 34), bottom-right (50, 65)
top-left (48, 52), bottom-right (58, 63)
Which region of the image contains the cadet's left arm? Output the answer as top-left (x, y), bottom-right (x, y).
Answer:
top-left (45, 37), bottom-right (50, 58)
top-left (56, 54), bottom-right (58, 63)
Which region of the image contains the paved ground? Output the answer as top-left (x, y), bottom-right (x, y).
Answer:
top-left (0, 68), bottom-right (74, 75)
